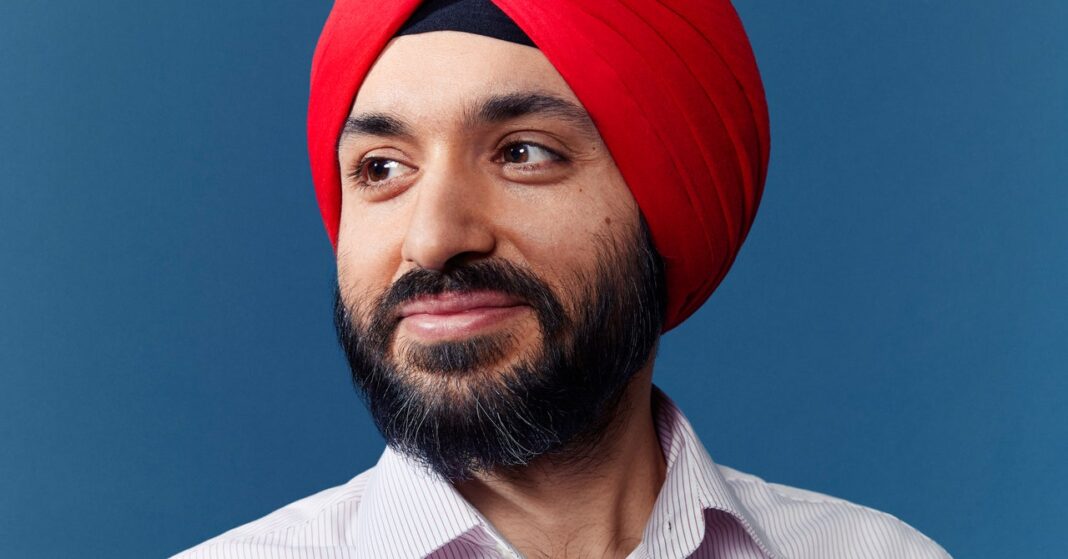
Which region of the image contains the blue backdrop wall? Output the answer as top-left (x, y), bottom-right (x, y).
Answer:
top-left (1, 1), bottom-right (1064, 557)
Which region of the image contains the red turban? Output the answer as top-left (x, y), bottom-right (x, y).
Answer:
top-left (308, 0), bottom-right (770, 331)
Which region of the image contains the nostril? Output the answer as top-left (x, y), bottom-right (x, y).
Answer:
top-left (401, 230), bottom-right (496, 272)
top-left (441, 250), bottom-right (496, 273)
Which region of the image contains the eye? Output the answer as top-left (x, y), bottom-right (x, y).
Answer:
top-left (499, 142), bottom-right (563, 165)
top-left (355, 157), bottom-right (414, 186)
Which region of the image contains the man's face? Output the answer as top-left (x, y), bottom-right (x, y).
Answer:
top-left (334, 31), bottom-right (664, 479)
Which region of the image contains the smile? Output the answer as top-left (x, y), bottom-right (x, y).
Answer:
top-left (397, 290), bottom-right (528, 341)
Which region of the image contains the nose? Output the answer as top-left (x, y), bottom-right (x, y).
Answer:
top-left (400, 160), bottom-right (496, 271)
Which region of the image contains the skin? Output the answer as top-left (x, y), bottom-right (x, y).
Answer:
top-left (336, 31), bottom-right (666, 558)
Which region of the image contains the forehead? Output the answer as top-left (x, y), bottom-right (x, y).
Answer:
top-left (351, 31), bottom-right (585, 120)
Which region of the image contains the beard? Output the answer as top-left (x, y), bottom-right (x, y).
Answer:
top-left (334, 219), bottom-right (666, 481)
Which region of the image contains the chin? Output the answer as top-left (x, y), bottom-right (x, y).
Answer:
top-left (391, 325), bottom-right (541, 380)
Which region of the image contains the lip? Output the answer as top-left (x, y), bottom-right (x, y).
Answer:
top-left (397, 291), bottom-right (524, 318)
top-left (397, 291), bottom-right (528, 341)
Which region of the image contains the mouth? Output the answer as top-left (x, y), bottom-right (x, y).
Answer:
top-left (396, 290), bottom-right (529, 342)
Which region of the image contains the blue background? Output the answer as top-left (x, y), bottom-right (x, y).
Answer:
top-left (1, 1), bottom-right (1064, 557)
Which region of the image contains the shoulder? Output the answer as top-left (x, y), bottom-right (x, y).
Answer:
top-left (169, 467), bottom-right (375, 559)
top-left (717, 465), bottom-right (952, 559)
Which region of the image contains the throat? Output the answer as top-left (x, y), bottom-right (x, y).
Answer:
top-left (453, 371), bottom-right (666, 558)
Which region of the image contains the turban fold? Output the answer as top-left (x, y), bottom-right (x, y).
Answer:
top-left (308, 0), bottom-right (770, 331)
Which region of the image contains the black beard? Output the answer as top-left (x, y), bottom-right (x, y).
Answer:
top-left (334, 219), bottom-right (666, 480)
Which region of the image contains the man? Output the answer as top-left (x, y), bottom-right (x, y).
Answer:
top-left (177, 0), bottom-right (950, 557)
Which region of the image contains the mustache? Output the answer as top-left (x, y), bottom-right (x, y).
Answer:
top-left (367, 259), bottom-right (569, 340)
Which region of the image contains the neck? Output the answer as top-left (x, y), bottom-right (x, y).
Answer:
top-left (454, 366), bottom-right (665, 558)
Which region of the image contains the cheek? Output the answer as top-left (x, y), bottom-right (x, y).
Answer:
top-left (502, 170), bottom-right (637, 294)
top-left (336, 201), bottom-right (406, 307)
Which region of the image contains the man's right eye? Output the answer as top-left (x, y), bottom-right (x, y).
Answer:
top-left (355, 157), bottom-right (415, 187)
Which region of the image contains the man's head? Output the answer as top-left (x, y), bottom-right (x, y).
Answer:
top-left (308, 0), bottom-right (769, 479)
top-left (333, 29), bottom-right (666, 479)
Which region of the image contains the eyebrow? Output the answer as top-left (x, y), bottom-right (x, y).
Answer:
top-left (337, 91), bottom-right (599, 151)
top-left (468, 92), bottom-right (598, 137)
top-left (339, 113), bottom-right (412, 141)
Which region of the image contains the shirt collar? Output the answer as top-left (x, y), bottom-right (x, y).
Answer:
top-left (354, 385), bottom-right (783, 558)
top-left (352, 446), bottom-right (491, 558)
top-left (643, 386), bottom-right (783, 558)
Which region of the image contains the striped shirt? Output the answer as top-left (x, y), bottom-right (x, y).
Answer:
top-left (173, 388), bottom-right (950, 558)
